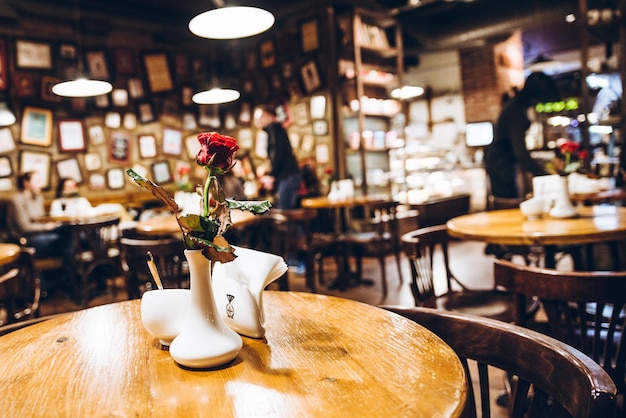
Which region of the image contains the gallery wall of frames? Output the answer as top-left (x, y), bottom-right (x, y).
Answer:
top-left (0, 8), bottom-right (335, 205)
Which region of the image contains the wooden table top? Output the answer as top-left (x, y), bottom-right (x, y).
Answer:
top-left (135, 209), bottom-right (258, 236)
top-left (301, 195), bottom-right (393, 209)
top-left (447, 205), bottom-right (626, 246)
top-left (0, 291), bottom-right (467, 417)
top-left (38, 211), bottom-right (121, 225)
top-left (0, 243), bottom-right (20, 265)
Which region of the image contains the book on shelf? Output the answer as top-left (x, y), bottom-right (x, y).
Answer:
top-left (356, 21), bottom-right (390, 49)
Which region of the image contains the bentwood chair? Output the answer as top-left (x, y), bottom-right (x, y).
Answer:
top-left (494, 258), bottom-right (626, 401)
top-left (119, 237), bottom-right (187, 299)
top-left (0, 247), bottom-right (41, 327)
top-left (73, 216), bottom-right (122, 306)
top-left (381, 306), bottom-right (617, 418)
top-left (340, 200), bottom-right (403, 296)
top-left (266, 208), bottom-right (338, 292)
top-left (401, 225), bottom-right (514, 322)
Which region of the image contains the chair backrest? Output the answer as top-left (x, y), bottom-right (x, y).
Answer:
top-left (400, 225), bottom-right (457, 306)
top-left (119, 237), bottom-right (187, 298)
top-left (381, 306), bottom-right (617, 418)
top-left (74, 216), bottom-right (121, 260)
top-left (358, 200), bottom-right (401, 243)
top-left (494, 258), bottom-right (626, 395)
top-left (0, 247), bottom-right (41, 326)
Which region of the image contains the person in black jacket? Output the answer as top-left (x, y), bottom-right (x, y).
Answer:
top-left (484, 72), bottom-right (561, 199)
top-left (254, 105), bottom-right (301, 209)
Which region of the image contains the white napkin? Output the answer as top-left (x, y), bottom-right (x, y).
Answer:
top-left (212, 246), bottom-right (287, 338)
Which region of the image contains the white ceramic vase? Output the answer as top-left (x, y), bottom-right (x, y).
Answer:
top-left (168, 249), bottom-right (242, 369)
top-left (549, 176), bottom-right (578, 219)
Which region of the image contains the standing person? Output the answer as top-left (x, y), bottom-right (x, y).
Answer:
top-left (484, 72), bottom-right (561, 199)
top-left (50, 177), bottom-right (92, 217)
top-left (6, 172), bottom-right (75, 283)
top-left (254, 105), bottom-right (301, 209)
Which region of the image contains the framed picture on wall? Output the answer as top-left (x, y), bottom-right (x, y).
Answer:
top-left (114, 47), bottom-right (135, 75)
top-left (84, 152), bottom-right (102, 171)
top-left (58, 42), bottom-right (77, 60)
top-left (88, 172), bottom-right (106, 191)
top-left (15, 39), bottom-right (52, 69)
top-left (0, 155), bottom-right (12, 178)
top-left (109, 130), bottom-right (132, 163)
top-left (138, 134), bottom-right (157, 159)
top-left (56, 157), bottom-right (82, 183)
top-left (41, 75), bottom-right (63, 103)
top-left (259, 40), bottom-right (275, 68)
top-left (299, 18), bottom-right (320, 53)
top-left (128, 77), bottom-right (145, 99)
top-left (142, 51), bottom-right (174, 93)
top-left (88, 125), bottom-right (105, 145)
top-left (106, 167), bottom-right (125, 190)
top-left (162, 127), bottom-right (182, 156)
top-left (85, 49), bottom-right (110, 79)
top-left (136, 100), bottom-right (156, 124)
top-left (151, 160), bottom-right (172, 184)
top-left (184, 135), bottom-right (201, 159)
top-left (19, 150), bottom-right (51, 190)
top-left (13, 73), bottom-right (36, 97)
top-left (300, 60), bottom-right (322, 93)
top-left (20, 106), bottom-right (53, 147)
top-left (57, 119), bottom-right (87, 152)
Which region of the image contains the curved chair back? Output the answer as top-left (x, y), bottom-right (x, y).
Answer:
top-left (382, 306), bottom-right (617, 418)
top-left (494, 258), bottom-right (626, 396)
top-left (0, 247), bottom-right (41, 326)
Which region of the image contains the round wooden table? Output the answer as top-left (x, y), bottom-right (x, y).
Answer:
top-left (0, 243), bottom-right (20, 265)
top-left (447, 205), bottom-right (626, 267)
top-left (0, 292), bottom-right (467, 417)
top-left (135, 209), bottom-right (258, 236)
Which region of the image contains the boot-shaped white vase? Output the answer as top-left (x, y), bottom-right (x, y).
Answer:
top-left (169, 249), bottom-right (242, 369)
top-left (549, 176), bottom-right (578, 219)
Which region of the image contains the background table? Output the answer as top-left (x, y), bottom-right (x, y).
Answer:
top-left (0, 243), bottom-right (20, 265)
top-left (447, 205), bottom-right (626, 268)
top-left (0, 291), bottom-right (467, 417)
top-left (135, 209), bottom-right (257, 236)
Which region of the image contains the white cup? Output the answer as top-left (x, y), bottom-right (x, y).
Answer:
top-left (140, 288), bottom-right (190, 347)
top-left (519, 197), bottom-right (545, 219)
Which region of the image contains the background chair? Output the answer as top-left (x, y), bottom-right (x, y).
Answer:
top-left (340, 200), bottom-right (403, 296)
top-left (381, 306), bottom-right (617, 418)
top-left (401, 224), bottom-right (514, 322)
top-left (494, 258), bottom-right (626, 402)
top-left (0, 247), bottom-right (41, 326)
top-left (119, 237), bottom-right (188, 299)
top-left (266, 208), bottom-right (337, 292)
top-left (72, 216), bottom-right (122, 306)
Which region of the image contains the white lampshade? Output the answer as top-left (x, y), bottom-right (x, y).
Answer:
top-left (189, 6), bottom-right (275, 39)
top-left (52, 78), bottom-right (113, 98)
top-left (192, 88), bottom-right (240, 105)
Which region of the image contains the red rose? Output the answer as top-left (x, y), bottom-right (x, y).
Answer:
top-left (196, 132), bottom-right (239, 170)
top-left (578, 150), bottom-right (588, 160)
top-left (560, 141), bottom-right (579, 155)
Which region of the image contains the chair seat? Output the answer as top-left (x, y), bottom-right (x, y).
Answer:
top-left (440, 290), bottom-right (514, 322)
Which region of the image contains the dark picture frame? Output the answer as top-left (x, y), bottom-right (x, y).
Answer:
top-left (136, 100), bottom-right (156, 124)
top-left (57, 119), bottom-right (87, 153)
top-left (300, 60), bottom-right (322, 93)
top-left (85, 49), bottom-right (110, 79)
top-left (20, 106), bottom-right (53, 147)
top-left (260, 40), bottom-right (276, 68)
top-left (58, 42), bottom-right (77, 60)
top-left (19, 150), bottom-right (51, 190)
top-left (0, 39), bottom-right (7, 91)
top-left (41, 75), bottom-right (63, 103)
top-left (13, 73), bottom-right (36, 98)
top-left (299, 18), bottom-right (320, 54)
top-left (142, 51), bottom-right (174, 94)
top-left (114, 47), bottom-right (135, 75)
top-left (109, 130), bottom-right (132, 163)
top-left (15, 39), bottom-right (52, 70)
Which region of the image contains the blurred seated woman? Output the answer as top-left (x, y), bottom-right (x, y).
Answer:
top-left (50, 177), bottom-right (92, 217)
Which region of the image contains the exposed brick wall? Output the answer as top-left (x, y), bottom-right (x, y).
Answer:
top-left (460, 32), bottom-right (525, 123)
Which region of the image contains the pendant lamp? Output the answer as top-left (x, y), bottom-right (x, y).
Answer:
top-left (192, 47), bottom-right (240, 105)
top-left (0, 101), bottom-right (16, 127)
top-left (189, 0), bottom-right (274, 39)
top-left (52, 0), bottom-right (112, 97)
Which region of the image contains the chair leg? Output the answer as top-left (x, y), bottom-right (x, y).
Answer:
top-left (394, 250), bottom-right (403, 284)
top-left (379, 254), bottom-right (387, 296)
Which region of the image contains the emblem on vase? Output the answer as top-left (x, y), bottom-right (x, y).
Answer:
top-left (226, 294), bottom-right (235, 318)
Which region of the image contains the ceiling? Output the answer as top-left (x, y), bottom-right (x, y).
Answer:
top-left (3, 0), bottom-right (614, 75)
